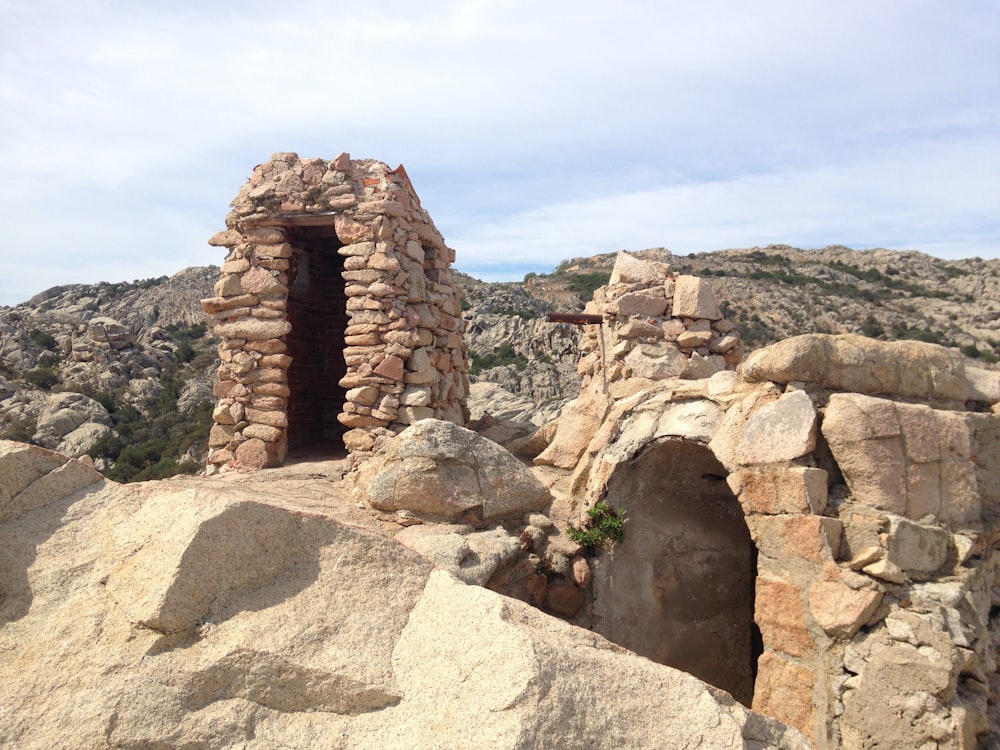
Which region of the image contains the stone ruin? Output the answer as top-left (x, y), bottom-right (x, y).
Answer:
top-left (508, 253), bottom-right (1000, 748)
top-left (358, 251), bottom-right (1000, 747)
top-left (201, 152), bottom-right (469, 471)
top-left (199, 155), bottom-right (1000, 747)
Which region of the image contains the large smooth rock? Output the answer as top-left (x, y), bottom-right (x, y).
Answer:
top-left (741, 334), bottom-right (971, 402)
top-left (535, 386), bottom-right (608, 470)
top-left (0, 460), bottom-right (809, 749)
top-left (32, 391), bottom-right (112, 449)
top-left (0, 439), bottom-right (104, 522)
top-left (357, 419), bottom-right (551, 522)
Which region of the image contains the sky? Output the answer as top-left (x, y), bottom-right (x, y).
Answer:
top-left (1, 0), bottom-right (998, 306)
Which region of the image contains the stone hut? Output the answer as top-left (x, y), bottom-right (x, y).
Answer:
top-left (202, 153), bottom-right (469, 471)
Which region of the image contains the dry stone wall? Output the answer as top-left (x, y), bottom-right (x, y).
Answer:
top-left (576, 252), bottom-right (743, 396)
top-left (202, 153), bottom-right (469, 470)
top-left (530, 253), bottom-right (1000, 750)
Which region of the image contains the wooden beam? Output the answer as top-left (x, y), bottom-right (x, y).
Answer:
top-left (547, 312), bottom-right (604, 325)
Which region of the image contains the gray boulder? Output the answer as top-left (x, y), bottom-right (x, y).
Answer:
top-left (356, 419), bottom-right (551, 524)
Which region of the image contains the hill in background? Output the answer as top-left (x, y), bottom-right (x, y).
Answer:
top-left (2, 245), bottom-right (997, 481)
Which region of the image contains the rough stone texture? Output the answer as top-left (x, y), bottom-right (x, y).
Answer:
top-left (0, 439), bottom-right (104, 521)
top-left (736, 390), bottom-right (817, 465)
top-left (534, 386), bottom-right (608, 470)
top-left (807, 580), bottom-right (882, 639)
top-left (740, 333), bottom-right (972, 403)
top-left (822, 393), bottom-right (982, 524)
top-left (739, 466), bottom-right (828, 515)
top-left (0, 445), bottom-right (809, 750)
top-left (672, 274), bottom-right (723, 320)
top-left (572, 253), bottom-right (744, 397)
top-left (204, 153), bottom-right (470, 470)
top-left (356, 419), bottom-right (551, 523)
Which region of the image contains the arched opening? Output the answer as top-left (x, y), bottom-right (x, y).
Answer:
top-left (284, 225), bottom-right (348, 456)
top-left (591, 439), bottom-right (758, 705)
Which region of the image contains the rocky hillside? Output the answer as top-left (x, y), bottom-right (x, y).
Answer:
top-left (2, 245), bottom-right (997, 481)
top-left (0, 267), bottom-right (219, 481)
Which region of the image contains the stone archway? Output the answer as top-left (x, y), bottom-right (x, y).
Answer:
top-left (591, 438), bottom-right (758, 705)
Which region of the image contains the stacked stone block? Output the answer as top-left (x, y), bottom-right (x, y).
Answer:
top-left (202, 152), bottom-right (469, 470)
top-left (576, 252), bottom-right (743, 390)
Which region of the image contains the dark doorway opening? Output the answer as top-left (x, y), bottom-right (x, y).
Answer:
top-left (592, 439), bottom-right (758, 705)
top-left (284, 225), bottom-right (348, 457)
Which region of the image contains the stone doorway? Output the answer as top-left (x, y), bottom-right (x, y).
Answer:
top-left (284, 225), bottom-right (348, 455)
top-left (591, 438), bottom-right (758, 705)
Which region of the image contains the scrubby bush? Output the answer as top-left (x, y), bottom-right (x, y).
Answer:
top-left (567, 501), bottom-right (627, 554)
top-left (24, 367), bottom-right (59, 390)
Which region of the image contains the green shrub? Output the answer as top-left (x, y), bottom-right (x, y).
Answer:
top-left (29, 329), bottom-right (57, 350)
top-left (469, 344), bottom-right (528, 375)
top-left (861, 315), bottom-right (885, 338)
top-left (566, 272), bottom-right (611, 302)
top-left (567, 501), bottom-right (627, 554)
top-left (24, 367), bottom-right (59, 390)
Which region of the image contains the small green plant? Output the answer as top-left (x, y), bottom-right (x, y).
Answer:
top-left (567, 501), bottom-right (627, 553)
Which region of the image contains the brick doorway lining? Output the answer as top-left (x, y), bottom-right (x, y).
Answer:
top-left (284, 225), bottom-right (348, 456)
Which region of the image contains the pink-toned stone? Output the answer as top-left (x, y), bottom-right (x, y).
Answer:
top-left (545, 583), bottom-right (585, 618)
top-left (250, 396), bottom-right (285, 411)
top-left (213, 380), bottom-right (238, 398)
top-left (739, 466), bottom-right (828, 515)
top-left (749, 514), bottom-right (842, 564)
top-left (209, 424), bottom-right (235, 448)
top-left (234, 438), bottom-right (272, 469)
top-left (258, 353), bottom-right (292, 368)
top-left (243, 424), bottom-right (283, 442)
top-left (807, 580), bottom-right (882, 639)
top-left (208, 229), bottom-right (241, 247)
top-left (334, 215), bottom-right (373, 243)
top-left (373, 355), bottom-right (405, 381)
top-left (215, 319), bottom-right (291, 341)
top-left (245, 408), bottom-right (288, 428)
top-left (252, 383), bottom-right (291, 397)
top-left (201, 294), bottom-right (259, 313)
top-left (523, 573), bottom-right (548, 605)
top-left (244, 339), bottom-right (287, 354)
top-left (753, 652), bottom-right (817, 742)
top-left (570, 556), bottom-right (592, 588)
top-left (245, 227), bottom-right (287, 244)
top-left (755, 577), bottom-right (814, 657)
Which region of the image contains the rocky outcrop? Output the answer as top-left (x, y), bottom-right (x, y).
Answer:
top-left (0, 268), bottom-right (218, 467)
top-left (740, 333), bottom-right (997, 405)
top-left (0, 439), bottom-right (807, 749)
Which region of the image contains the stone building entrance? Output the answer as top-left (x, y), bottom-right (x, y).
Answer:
top-left (202, 153), bottom-right (470, 471)
top-left (283, 225), bottom-right (348, 453)
top-left (591, 438), bottom-right (758, 705)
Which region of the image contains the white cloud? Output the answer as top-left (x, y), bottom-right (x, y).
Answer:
top-left (0, 0), bottom-right (998, 303)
